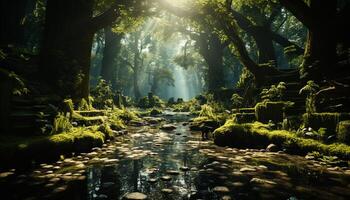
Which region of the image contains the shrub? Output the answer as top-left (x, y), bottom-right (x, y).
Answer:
top-left (199, 104), bottom-right (215, 119)
top-left (91, 79), bottom-right (114, 109)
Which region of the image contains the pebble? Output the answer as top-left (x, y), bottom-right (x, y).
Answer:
top-left (124, 192), bottom-right (147, 200)
top-left (161, 188), bottom-right (173, 194)
top-left (161, 176), bottom-right (172, 181)
top-left (213, 186), bottom-right (230, 193)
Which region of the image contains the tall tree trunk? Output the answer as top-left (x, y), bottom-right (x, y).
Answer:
top-left (100, 27), bottom-right (123, 88)
top-left (40, 0), bottom-right (123, 101)
top-left (301, 0), bottom-right (337, 80)
top-left (0, 0), bottom-right (28, 47)
top-left (133, 68), bottom-right (141, 100)
top-left (40, 0), bottom-right (94, 101)
top-left (197, 33), bottom-right (225, 92)
top-left (254, 28), bottom-right (276, 64)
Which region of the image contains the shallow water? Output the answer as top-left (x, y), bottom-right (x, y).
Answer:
top-left (1, 113), bottom-right (350, 200)
top-left (85, 114), bottom-right (350, 200)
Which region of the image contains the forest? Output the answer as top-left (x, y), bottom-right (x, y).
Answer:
top-left (0, 0), bottom-right (350, 199)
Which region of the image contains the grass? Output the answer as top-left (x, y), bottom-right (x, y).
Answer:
top-left (213, 120), bottom-right (350, 159)
top-left (0, 127), bottom-right (107, 169)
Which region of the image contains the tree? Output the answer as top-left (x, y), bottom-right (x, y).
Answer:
top-left (278, 0), bottom-right (348, 80)
top-left (40, 0), bottom-right (146, 101)
top-left (100, 27), bottom-right (124, 88)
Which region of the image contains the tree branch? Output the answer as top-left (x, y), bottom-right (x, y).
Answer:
top-left (278, 0), bottom-right (316, 29)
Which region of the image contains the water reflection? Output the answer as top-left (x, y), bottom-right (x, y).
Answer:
top-left (86, 114), bottom-right (350, 200)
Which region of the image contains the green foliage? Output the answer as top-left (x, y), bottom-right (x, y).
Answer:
top-left (199, 104), bottom-right (216, 119)
top-left (260, 82), bottom-right (286, 101)
top-left (299, 81), bottom-right (319, 113)
top-left (171, 98), bottom-right (201, 113)
top-left (113, 108), bottom-right (140, 122)
top-left (51, 113), bottom-right (73, 135)
top-left (137, 94), bottom-right (164, 108)
top-left (91, 79), bottom-right (114, 109)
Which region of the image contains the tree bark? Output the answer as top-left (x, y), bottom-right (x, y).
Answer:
top-left (40, 0), bottom-right (125, 101)
top-left (100, 27), bottom-right (123, 88)
top-left (196, 33), bottom-right (225, 92)
top-left (300, 0), bottom-right (337, 80)
top-left (40, 0), bottom-right (95, 101)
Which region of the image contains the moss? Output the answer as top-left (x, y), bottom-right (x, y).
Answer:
top-left (74, 116), bottom-right (106, 126)
top-left (303, 113), bottom-right (350, 134)
top-left (0, 127), bottom-right (105, 169)
top-left (189, 116), bottom-right (221, 131)
top-left (255, 101), bottom-right (286, 123)
top-left (337, 120), bottom-right (350, 144)
top-left (98, 123), bottom-right (114, 139)
top-left (213, 121), bottom-right (350, 159)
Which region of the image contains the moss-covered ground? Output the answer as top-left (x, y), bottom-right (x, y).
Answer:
top-left (0, 126), bottom-right (111, 169)
top-left (214, 120), bottom-right (350, 159)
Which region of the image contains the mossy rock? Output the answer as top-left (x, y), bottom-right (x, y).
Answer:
top-left (303, 113), bottom-right (350, 134)
top-left (337, 120), bottom-right (350, 144)
top-left (189, 117), bottom-right (220, 131)
top-left (255, 101), bottom-right (286, 123)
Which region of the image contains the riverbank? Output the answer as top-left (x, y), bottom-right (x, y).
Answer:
top-left (213, 120), bottom-right (350, 159)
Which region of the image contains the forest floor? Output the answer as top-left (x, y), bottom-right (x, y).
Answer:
top-left (1, 111), bottom-right (350, 200)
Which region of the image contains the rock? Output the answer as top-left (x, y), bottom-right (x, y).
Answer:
top-left (327, 135), bottom-right (337, 142)
top-left (239, 167), bottom-right (256, 172)
top-left (167, 170), bottom-right (180, 175)
top-left (304, 132), bottom-right (315, 138)
top-left (124, 192), bottom-right (147, 200)
top-left (213, 186), bottom-right (230, 193)
top-left (147, 178), bottom-right (157, 183)
top-left (180, 166), bottom-right (190, 171)
top-left (250, 178), bottom-right (277, 185)
top-left (161, 188), bottom-right (173, 194)
top-left (266, 144), bottom-right (279, 152)
top-left (161, 176), bottom-right (172, 181)
top-left (222, 196), bottom-right (232, 200)
top-left (98, 194), bottom-right (108, 199)
top-left (160, 124), bottom-right (177, 130)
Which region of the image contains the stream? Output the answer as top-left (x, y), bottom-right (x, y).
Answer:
top-left (1, 112), bottom-right (350, 200)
